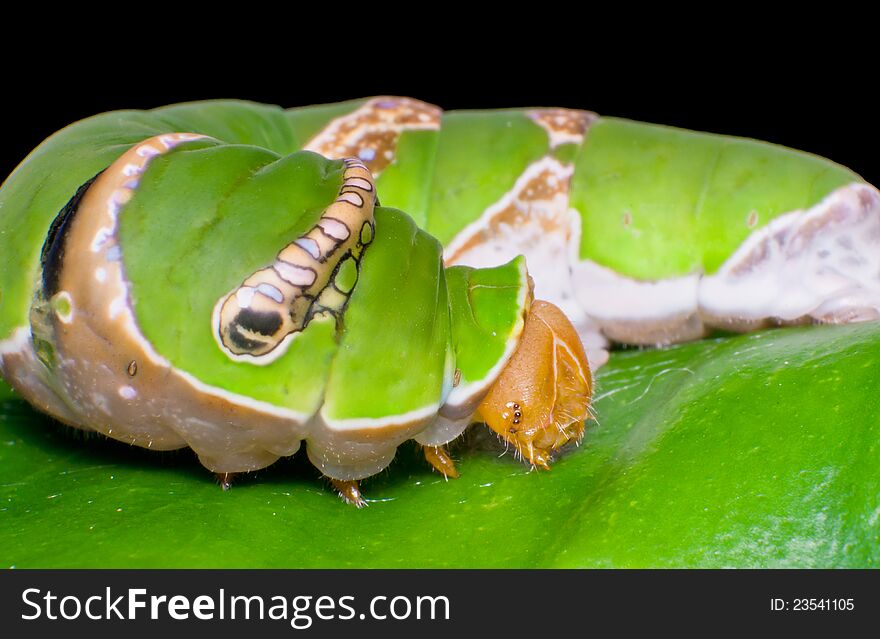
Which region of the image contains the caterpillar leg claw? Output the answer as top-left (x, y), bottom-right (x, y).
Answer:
top-left (215, 472), bottom-right (237, 491)
top-left (422, 444), bottom-right (459, 479)
top-left (330, 478), bottom-right (367, 508)
top-left (478, 300), bottom-right (593, 469)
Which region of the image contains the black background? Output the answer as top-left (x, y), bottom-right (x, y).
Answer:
top-left (2, 32), bottom-right (877, 186)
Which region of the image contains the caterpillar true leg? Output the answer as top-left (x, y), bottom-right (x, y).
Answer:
top-left (477, 300), bottom-right (593, 469)
top-left (330, 478), bottom-right (367, 508)
top-left (422, 444), bottom-right (459, 479)
top-left (215, 472), bottom-right (237, 491)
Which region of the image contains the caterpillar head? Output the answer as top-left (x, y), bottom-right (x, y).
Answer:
top-left (477, 299), bottom-right (593, 468)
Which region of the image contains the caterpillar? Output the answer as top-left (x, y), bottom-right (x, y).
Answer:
top-left (1, 97), bottom-right (876, 505)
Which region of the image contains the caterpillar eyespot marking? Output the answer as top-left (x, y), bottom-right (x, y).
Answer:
top-left (216, 158), bottom-right (377, 362)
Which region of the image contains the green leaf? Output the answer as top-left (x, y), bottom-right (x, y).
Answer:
top-left (1, 323), bottom-right (878, 567)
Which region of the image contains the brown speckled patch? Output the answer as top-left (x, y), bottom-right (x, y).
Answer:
top-left (444, 159), bottom-right (574, 263)
top-left (305, 97), bottom-right (441, 176)
top-left (446, 107), bottom-right (597, 264)
top-left (442, 110), bottom-right (608, 366)
top-left (527, 108), bottom-right (597, 147)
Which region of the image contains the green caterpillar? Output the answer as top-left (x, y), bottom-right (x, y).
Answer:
top-left (0, 97), bottom-right (875, 504)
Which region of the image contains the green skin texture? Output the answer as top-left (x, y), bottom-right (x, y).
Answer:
top-left (422, 110), bottom-right (550, 245)
top-left (571, 118), bottom-right (860, 279)
top-left (446, 263), bottom-right (527, 385)
top-left (321, 206), bottom-right (450, 420)
top-left (122, 142), bottom-right (341, 414)
top-left (0, 100), bottom-right (875, 566)
top-left (1, 322), bottom-right (877, 567)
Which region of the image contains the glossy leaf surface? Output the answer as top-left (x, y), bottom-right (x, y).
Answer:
top-left (2, 323), bottom-right (877, 567)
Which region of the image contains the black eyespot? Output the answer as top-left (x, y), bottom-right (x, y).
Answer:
top-left (234, 308), bottom-right (283, 337)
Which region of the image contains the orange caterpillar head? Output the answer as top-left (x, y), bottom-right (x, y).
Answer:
top-left (477, 300), bottom-right (593, 469)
